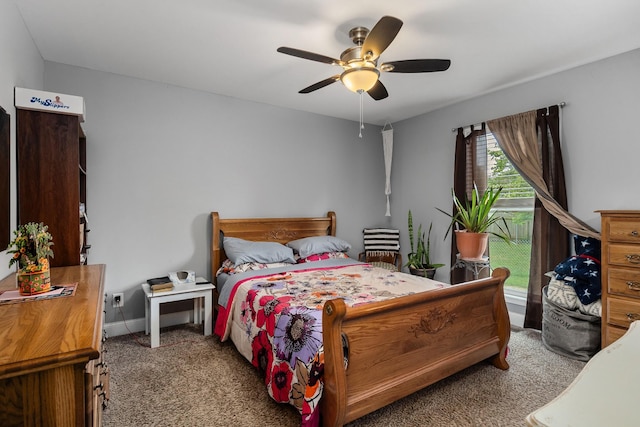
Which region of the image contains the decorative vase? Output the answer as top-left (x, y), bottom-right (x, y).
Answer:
top-left (17, 268), bottom-right (51, 296)
top-left (455, 230), bottom-right (489, 260)
top-left (409, 266), bottom-right (437, 280)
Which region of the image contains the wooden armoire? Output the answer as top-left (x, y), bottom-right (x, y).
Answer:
top-left (16, 108), bottom-right (89, 267)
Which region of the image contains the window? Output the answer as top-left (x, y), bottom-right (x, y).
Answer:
top-left (485, 133), bottom-right (534, 295)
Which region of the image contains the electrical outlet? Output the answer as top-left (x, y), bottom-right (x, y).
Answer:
top-left (113, 292), bottom-right (124, 308)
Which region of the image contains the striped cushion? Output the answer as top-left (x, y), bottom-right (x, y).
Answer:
top-left (363, 228), bottom-right (400, 251)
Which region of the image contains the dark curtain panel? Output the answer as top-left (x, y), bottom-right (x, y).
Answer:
top-left (524, 106), bottom-right (570, 329)
top-left (451, 124), bottom-right (488, 284)
top-left (0, 107), bottom-right (9, 250)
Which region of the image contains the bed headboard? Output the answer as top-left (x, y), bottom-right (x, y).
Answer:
top-left (211, 211), bottom-right (336, 281)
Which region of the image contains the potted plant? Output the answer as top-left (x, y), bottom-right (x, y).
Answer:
top-left (437, 184), bottom-right (510, 260)
top-left (405, 210), bottom-right (444, 279)
top-left (6, 222), bottom-right (54, 295)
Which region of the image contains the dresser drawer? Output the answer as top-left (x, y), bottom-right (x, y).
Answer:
top-left (606, 217), bottom-right (640, 244)
top-left (603, 324), bottom-right (627, 347)
top-left (600, 211), bottom-right (640, 349)
top-left (608, 267), bottom-right (640, 298)
top-left (607, 244), bottom-right (640, 268)
top-left (607, 297), bottom-right (640, 328)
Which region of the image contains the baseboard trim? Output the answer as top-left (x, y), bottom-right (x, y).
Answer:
top-left (505, 290), bottom-right (526, 328)
top-left (508, 311), bottom-right (525, 328)
top-left (105, 311), bottom-right (192, 338)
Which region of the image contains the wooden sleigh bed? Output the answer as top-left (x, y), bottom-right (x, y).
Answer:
top-left (211, 211), bottom-right (511, 427)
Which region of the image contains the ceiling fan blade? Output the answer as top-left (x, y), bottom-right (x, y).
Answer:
top-left (361, 16), bottom-right (403, 61)
top-left (382, 59), bottom-right (451, 73)
top-left (367, 80), bottom-right (388, 101)
top-left (277, 47), bottom-right (343, 66)
top-left (299, 75), bottom-right (341, 93)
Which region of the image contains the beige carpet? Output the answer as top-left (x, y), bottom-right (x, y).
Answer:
top-left (102, 324), bottom-right (585, 426)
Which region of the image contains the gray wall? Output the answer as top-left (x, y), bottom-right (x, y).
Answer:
top-left (43, 63), bottom-right (391, 323)
top-left (0, 1), bottom-right (44, 280)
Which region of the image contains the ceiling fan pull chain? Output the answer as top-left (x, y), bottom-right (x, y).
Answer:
top-left (358, 90), bottom-right (364, 138)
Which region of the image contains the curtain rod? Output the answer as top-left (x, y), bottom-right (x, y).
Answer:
top-left (451, 102), bottom-right (566, 133)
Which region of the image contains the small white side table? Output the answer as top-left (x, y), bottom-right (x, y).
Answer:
top-left (141, 277), bottom-right (215, 348)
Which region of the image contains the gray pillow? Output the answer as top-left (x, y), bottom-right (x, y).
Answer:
top-left (223, 237), bottom-right (296, 266)
top-left (286, 236), bottom-right (351, 258)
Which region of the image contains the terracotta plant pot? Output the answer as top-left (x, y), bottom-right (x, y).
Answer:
top-left (17, 269), bottom-right (51, 295)
top-left (455, 230), bottom-right (489, 260)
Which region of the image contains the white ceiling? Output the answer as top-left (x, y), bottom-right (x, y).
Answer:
top-left (14, 0), bottom-right (640, 125)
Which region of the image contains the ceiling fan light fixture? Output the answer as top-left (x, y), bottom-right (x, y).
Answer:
top-left (277, 16), bottom-right (450, 102)
top-left (340, 67), bottom-right (380, 93)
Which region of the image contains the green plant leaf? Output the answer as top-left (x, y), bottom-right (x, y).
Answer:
top-left (405, 214), bottom-right (443, 270)
top-left (437, 184), bottom-right (511, 243)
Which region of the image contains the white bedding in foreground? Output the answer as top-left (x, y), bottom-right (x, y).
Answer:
top-left (527, 321), bottom-right (640, 426)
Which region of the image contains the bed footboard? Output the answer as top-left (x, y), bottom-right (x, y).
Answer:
top-left (321, 268), bottom-right (511, 427)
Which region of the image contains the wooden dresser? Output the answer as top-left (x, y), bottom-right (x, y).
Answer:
top-left (599, 211), bottom-right (640, 347)
top-left (0, 264), bottom-right (107, 426)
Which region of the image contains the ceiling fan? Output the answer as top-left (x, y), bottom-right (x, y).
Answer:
top-left (277, 16), bottom-right (451, 101)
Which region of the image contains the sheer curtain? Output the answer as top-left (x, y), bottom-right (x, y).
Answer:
top-left (487, 105), bottom-right (599, 329)
top-left (451, 124), bottom-right (489, 284)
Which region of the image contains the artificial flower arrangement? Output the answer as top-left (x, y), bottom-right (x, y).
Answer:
top-left (6, 222), bottom-right (54, 294)
top-left (7, 222), bottom-right (54, 271)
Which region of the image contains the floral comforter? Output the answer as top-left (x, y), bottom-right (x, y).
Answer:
top-left (214, 259), bottom-right (446, 426)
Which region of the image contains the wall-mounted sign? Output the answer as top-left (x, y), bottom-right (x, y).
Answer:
top-left (15, 87), bottom-right (85, 122)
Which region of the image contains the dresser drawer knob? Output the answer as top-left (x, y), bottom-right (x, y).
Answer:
top-left (632, 230), bottom-right (639, 237)
top-left (627, 281), bottom-right (640, 291)
top-left (626, 313), bottom-right (640, 321)
top-left (625, 254), bottom-right (640, 264)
